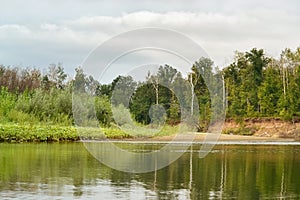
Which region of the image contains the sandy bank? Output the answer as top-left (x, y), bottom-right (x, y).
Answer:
top-left (147, 133), bottom-right (296, 142)
top-left (223, 118), bottom-right (300, 139)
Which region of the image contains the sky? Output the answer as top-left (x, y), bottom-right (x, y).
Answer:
top-left (1, 0), bottom-right (300, 77)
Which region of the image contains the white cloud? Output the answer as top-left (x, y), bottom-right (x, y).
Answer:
top-left (0, 10), bottom-right (299, 73)
top-left (40, 23), bottom-right (59, 31)
top-left (0, 24), bottom-right (31, 38)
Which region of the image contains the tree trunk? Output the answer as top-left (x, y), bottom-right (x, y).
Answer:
top-left (190, 75), bottom-right (194, 115)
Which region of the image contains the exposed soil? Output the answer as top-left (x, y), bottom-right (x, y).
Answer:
top-left (148, 133), bottom-right (295, 142)
top-left (147, 118), bottom-right (300, 142)
top-left (223, 118), bottom-right (300, 139)
top-left (97, 118), bottom-right (300, 142)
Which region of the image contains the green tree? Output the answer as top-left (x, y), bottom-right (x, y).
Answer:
top-left (111, 75), bottom-right (137, 106)
top-left (258, 60), bottom-right (282, 116)
top-left (190, 57), bottom-right (213, 131)
top-left (130, 83), bottom-right (155, 124)
top-left (95, 96), bottom-right (113, 127)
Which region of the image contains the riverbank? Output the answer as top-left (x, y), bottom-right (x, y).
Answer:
top-left (222, 118), bottom-right (300, 139)
top-left (148, 133), bottom-right (296, 142)
top-left (0, 124), bottom-right (131, 142)
top-left (1, 118), bottom-right (300, 143)
top-left (147, 118), bottom-right (300, 142)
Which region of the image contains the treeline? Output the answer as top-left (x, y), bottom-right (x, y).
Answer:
top-left (224, 48), bottom-right (300, 120)
top-left (1, 47), bottom-right (300, 131)
top-left (0, 63), bottom-right (72, 125)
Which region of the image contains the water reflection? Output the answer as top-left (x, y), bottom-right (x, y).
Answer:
top-left (0, 143), bottom-right (300, 199)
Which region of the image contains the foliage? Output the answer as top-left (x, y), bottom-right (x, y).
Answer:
top-left (222, 126), bottom-right (258, 136)
top-left (94, 96), bottom-right (113, 127)
top-left (111, 104), bottom-right (133, 127)
top-left (76, 126), bottom-right (132, 140)
top-left (224, 47), bottom-right (300, 119)
top-left (0, 124), bottom-right (133, 143)
top-left (0, 124), bottom-right (79, 142)
top-left (1, 47), bottom-right (300, 139)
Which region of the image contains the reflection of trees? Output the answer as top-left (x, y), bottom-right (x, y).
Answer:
top-left (188, 145), bottom-right (193, 200)
top-left (0, 144), bottom-right (300, 199)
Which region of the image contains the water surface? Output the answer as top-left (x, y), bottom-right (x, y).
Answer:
top-left (0, 142), bottom-right (300, 199)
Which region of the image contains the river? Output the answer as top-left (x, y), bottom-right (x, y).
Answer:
top-left (0, 142), bottom-right (300, 199)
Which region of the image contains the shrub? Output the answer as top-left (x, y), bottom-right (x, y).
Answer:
top-left (222, 126), bottom-right (257, 136)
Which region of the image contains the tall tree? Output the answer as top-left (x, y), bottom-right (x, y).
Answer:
top-left (111, 75), bottom-right (137, 106)
top-left (190, 57), bottom-right (213, 131)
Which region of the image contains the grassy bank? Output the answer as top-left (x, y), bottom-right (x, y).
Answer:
top-left (0, 124), bottom-right (182, 143)
top-left (4, 118), bottom-right (300, 143)
top-left (0, 124), bottom-right (133, 142)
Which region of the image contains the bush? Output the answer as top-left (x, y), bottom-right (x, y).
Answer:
top-left (0, 87), bottom-right (17, 118)
top-left (222, 126), bottom-right (257, 136)
top-left (112, 104), bottom-right (133, 127)
top-left (0, 124), bottom-right (79, 142)
top-left (94, 96), bottom-right (113, 127)
top-left (7, 110), bottom-right (39, 125)
top-left (0, 124), bottom-right (133, 143)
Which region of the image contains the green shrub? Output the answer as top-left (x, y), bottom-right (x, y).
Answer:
top-left (94, 96), bottom-right (113, 127)
top-left (0, 87), bottom-right (17, 119)
top-left (112, 104), bottom-right (133, 127)
top-left (0, 124), bottom-right (79, 142)
top-left (0, 124), bottom-right (135, 143)
top-left (7, 110), bottom-right (39, 125)
top-left (222, 126), bottom-right (257, 136)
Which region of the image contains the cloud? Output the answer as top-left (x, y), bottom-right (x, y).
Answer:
top-left (0, 10), bottom-right (299, 74)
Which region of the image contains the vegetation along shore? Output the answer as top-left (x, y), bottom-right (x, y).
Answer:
top-left (1, 47), bottom-right (300, 142)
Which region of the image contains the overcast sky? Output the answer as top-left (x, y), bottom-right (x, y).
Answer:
top-left (1, 0), bottom-right (300, 76)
